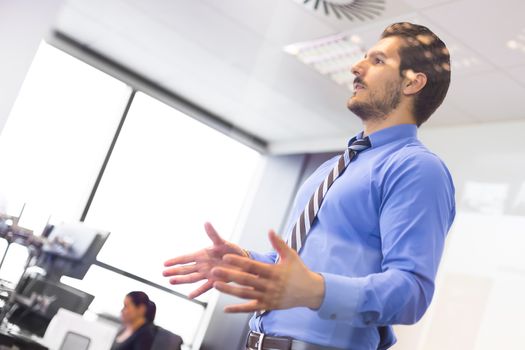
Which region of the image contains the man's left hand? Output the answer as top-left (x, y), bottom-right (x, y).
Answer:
top-left (210, 230), bottom-right (325, 313)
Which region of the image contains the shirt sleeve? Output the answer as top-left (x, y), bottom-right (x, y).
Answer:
top-left (317, 151), bottom-right (456, 326)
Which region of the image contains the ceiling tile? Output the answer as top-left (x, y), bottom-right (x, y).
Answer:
top-left (402, 0), bottom-right (462, 10)
top-left (54, 5), bottom-right (109, 45)
top-left (405, 17), bottom-right (495, 77)
top-left (446, 71), bottom-right (525, 123)
top-left (446, 43), bottom-right (493, 77)
top-left (53, 0), bottom-right (525, 154)
top-left (506, 65), bottom-right (525, 87)
top-left (426, 99), bottom-right (477, 127)
top-left (124, 0), bottom-right (274, 74)
top-left (422, 0), bottom-right (525, 68)
top-left (199, 0), bottom-right (334, 45)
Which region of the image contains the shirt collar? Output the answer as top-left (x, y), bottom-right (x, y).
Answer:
top-left (348, 124), bottom-right (418, 148)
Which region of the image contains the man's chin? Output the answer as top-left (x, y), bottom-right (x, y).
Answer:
top-left (347, 99), bottom-right (361, 115)
top-left (347, 101), bottom-right (376, 122)
top-left (347, 96), bottom-right (358, 110)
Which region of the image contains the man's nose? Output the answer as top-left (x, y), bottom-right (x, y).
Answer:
top-left (351, 59), bottom-right (365, 77)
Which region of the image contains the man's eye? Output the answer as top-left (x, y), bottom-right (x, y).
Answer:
top-left (374, 58), bottom-right (384, 64)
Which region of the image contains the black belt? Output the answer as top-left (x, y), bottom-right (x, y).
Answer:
top-left (246, 331), bottom-right (344, 350)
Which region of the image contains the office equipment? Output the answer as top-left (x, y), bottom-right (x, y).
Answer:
top-left (7, 274), bottom-right (94, 337)
top-left (0, 328), bottom-right (48, 350)
top-left (42, 308), bottom-right (118, 350)
top-left (37, 222), bottom-right (109, 281)
top-left (59, 331), bottom-right (91, 350)
top-left (0, 217), bottom-right (110, 343)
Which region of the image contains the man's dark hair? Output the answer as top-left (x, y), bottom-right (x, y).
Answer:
top-left (127, 291), bottom-right (157, 323)
top-left (381, 22), bottom-right (451, 126)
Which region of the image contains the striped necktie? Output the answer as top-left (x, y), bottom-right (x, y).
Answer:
top-left (287, 136), bottom-right (371, 253)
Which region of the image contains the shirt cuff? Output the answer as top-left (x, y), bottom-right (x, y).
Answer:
top-left (317, 272), bottom-right (365, 321)
top-left (246, 250), bottom-right (277, 264)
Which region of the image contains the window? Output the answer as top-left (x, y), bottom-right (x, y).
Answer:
top-left (83, 92), bottom-right (261, 299)
top-left (0, 42), bottom-right (261, 347)
top-left (0, 241), bottom-right (28, 285)
top-left (0, 42), bottom-right (131, 227)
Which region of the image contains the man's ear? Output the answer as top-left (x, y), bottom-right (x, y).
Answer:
top-left (403, 69), bottom-right (427, 96)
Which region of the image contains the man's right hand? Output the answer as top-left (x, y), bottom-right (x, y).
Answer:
top-left (162, 222), bottom-right (247, 299)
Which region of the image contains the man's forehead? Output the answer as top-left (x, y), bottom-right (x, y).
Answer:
top-left (366, 36), bottom-right (402, 58)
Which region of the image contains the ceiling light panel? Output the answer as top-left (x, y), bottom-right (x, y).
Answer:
top-left (507, 27), bottom-right (525, 54)
top-left (284, 32), bottom-right (365, 91)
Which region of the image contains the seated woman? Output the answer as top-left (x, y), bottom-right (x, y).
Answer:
top-left (111, 291), bottom-right (157, 350)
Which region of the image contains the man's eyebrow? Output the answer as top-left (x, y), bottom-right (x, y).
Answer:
top-left (364, 50), bottom-right (387, 59)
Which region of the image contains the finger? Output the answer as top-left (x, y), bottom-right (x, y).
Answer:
top-left (222, 254), bottom-right (274, 278)
top-left (214, 282), bottom-right (263, 301)
top-left (164, 253), bottom-right (198, 267)
top-left (223, 300), bottom-right (261, 313)
top-left (211, 267), bottom-right (268, 291)
top-left (188, 280), bottom-right (214, 299)
top-left (162, 264), bottom-right (198, 277)
top-left (268, 230), bottom-right (292, 261)
top-left (204, 222), bottom-right (224, 246)
top-left (168, 273), bottom-right (204, 285)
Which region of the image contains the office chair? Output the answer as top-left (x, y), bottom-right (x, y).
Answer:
top-left (151, 325), bottom-right (183, 350)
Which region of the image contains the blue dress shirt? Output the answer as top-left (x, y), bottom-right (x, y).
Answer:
top-left (248, 124), bottom-right (456, 350)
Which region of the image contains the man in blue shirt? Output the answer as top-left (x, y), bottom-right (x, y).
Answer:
top-left (163, 22), bottom-right (455, 350)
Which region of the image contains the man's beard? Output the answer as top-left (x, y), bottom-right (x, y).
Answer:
top-left (347, 79), bottom-right (402, 122)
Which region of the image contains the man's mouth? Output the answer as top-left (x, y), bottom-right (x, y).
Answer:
top-left (353, 82), bottom-right (366, 91)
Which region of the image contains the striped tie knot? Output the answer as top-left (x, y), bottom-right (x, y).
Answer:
top-left (348, 136), bottom-right (371, 152)
top-left (285, 135), bottom-right (371, 254)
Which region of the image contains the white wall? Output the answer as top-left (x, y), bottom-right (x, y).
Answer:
top-left (392, 120), bottom-right (525, 350)
top-left (0, 0), bottom-right (64, 134)
top-left (420, 120), bottom-right (525, 216)
top-left (196, 154), bottom-right (306, 350)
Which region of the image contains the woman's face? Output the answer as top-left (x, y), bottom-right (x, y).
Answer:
top-left (121, 296), bottom-right (145, 325)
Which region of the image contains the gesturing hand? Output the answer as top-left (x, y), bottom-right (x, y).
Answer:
top-left (210, 230), bottom-right (325, 313)
top-left (163, 222), bottom-right (246, 299)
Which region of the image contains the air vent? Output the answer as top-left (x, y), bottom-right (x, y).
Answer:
top-left (301, 0), bottom-right (386, 21)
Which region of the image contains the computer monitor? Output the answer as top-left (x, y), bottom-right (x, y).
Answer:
top-left (37, 222), bottom-right (109, 281)
top-left (7, 274), bottom-right (94, 337)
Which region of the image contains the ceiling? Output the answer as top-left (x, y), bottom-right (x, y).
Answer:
top-left (52, 0), bottom-right (525, 153)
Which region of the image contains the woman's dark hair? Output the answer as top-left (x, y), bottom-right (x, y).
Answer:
top-left (381, 22), bottom-right (451, 126)
top-left (127, 291), bottom-right (156, 323)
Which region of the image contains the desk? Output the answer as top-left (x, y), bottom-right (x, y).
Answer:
top-left (0, 329), bottom-right (48, 350)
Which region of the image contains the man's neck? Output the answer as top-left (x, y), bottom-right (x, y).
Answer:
top-left (362, 109), bottom-right (417, 137)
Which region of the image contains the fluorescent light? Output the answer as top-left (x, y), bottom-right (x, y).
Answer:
top-left (284, 32), bottom-right (365, 91)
